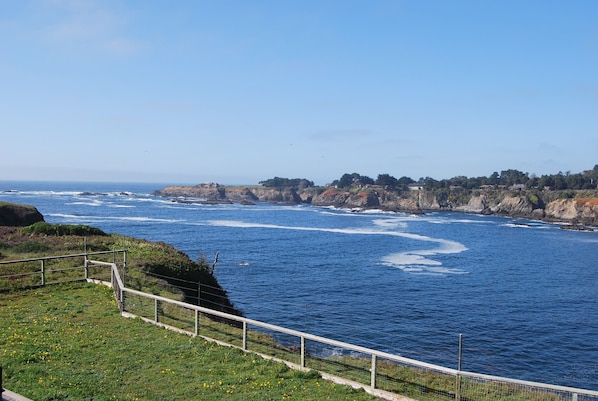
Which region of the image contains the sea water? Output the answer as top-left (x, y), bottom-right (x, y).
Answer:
top-left (1, 181), bottom-right (597, 390)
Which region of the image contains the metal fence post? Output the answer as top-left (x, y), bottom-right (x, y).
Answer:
top-left (242, 322), bottom-right (248, 350)
top-left (194, 309), bottom-right (199, 336)
top-left (371, 354), bottom-right (377, 389)
top-left (154, 299), bottom-right (159, 323)
top-left (301, 336), bottom-right (306, 368)
top-left (456, 333), bottom-right (463, 401)
top-left (41, 259), bottom-right (45, 286)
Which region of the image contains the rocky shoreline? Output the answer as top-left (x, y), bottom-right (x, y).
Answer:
top-left (153, 184), bottom-right (598, 229)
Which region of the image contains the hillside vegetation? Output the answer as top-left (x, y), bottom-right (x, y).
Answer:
top-left (0, 219), bottom-right (378, 400)
top-left (0, 220), bottom-right (238, 315)
top-left (0, 283), bottom-right (376, 401)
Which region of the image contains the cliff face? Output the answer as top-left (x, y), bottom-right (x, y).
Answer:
top-left (544, 198), bottom-right (598, 226)
top-left (153, 183), bottom-right (225, 200)
top-left (311, 189), bottom-right (378, 209)
top-left (153, 184), bottom-right (598, 227)
top-left (153, 184), bottom-right (301, 204)
top-left (0, 202), bottom-right (45, 226)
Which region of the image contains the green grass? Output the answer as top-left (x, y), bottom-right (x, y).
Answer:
top-left (0, 224), bottom-right (579, 401)
top-left (0, 225), bottom-right (239, 315)
top-left (0, 282), bottom-right (378, 401)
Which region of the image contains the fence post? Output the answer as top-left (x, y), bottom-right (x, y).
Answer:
top-left (84, 238), bottom-right (88, 279)
top-left (456, 333), bottom-right (463, 401)
top-left (41, 259), bottom-right (45, 286)
top-left (242, 322), bottom-right (248, 350)
top-left (301, 336), bottom-right (306, 368)
top-left (371, 354), bottom-right (377, 389)
top-left (194, 309), bottom-right (199, 336)
top-left (154, 299), bottom-right (159, 323)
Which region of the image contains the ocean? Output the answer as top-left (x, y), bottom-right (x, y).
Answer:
top-left (1, 180), bottom-right (597, 390)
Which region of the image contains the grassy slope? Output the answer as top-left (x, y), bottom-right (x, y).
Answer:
top-left (0, 224), bottom-right (377, 400)
top-left (0, 282), bottom-right (377, 401)
top-left (0, 225), bottom-right (238, 314)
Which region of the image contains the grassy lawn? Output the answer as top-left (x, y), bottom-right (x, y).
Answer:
top-left (0, 282), bottom-right (378, 401)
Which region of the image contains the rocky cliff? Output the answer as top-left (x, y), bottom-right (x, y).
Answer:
top-left (153, 184), bottom-right (598, 227)
top-left (0, 202), bottom-right (45, 226)
top-left (310, 188), bottom-right (422, 213)
top-left (544, 198), bottom-right (598, 226)
top-left (153, 183), bottom-right (301, 204)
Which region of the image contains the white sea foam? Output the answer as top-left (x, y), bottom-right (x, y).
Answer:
top-left (504, 223), bottom-right (532, 228)
top-left (68, 200), bottom-right (103, 207)
top-left (48, 213), bottom-right (85, 219)
top-left (372, 217), bottom-right (409, 230)
top-left (208, 219), bottom-right (469, 276)
top-left (48, 213), bottom-right (183, 224)
top-left (381, 251), bottom-right (468, 276)
top-left (21, 190), bottom-right (81, 196)
top-left (501, 221), bottom-right (551, 230)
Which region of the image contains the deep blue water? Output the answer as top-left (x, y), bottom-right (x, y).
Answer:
top-left (1, 181), bottom-right (597, 390)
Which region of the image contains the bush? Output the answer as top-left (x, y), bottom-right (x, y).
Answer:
top-left (14, 241), bottom-right (51, 253)
top-left (21, 222), bottom-right (107, 236)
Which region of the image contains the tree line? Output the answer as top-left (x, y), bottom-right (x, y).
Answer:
top-left (330, 166), bottom-right (598, 191)
top-left (259, 177), bottom-right (315, 189)
top-left (261, 165), bottom-right (598, 191)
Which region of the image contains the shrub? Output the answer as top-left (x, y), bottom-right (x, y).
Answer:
top-left (14, 241), bottom-right (51, 253)
top-left (21, 222), bottom-right (107, 236)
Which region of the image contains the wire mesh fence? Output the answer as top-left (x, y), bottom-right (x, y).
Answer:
top-left (3, 253), bottom-right (598, 401)
top-left (0, 250), bottom-right (123, 291)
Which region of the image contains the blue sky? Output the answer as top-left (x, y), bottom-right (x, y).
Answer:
top-left (1, 1), bottom-right (597, 185)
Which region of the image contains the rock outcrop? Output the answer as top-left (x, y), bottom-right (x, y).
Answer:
top-left (311, 189), bottom-right (376, 209)
top-left (0, 202), bottom-right (45, 226)
top-left (455, 194), bottom-right (490, 214)
top-left (545, 198), bottom-right (598, 226)
top-left (153, 183), bottom-right (302, 204)
top-left (492, 195), bottom-right (535, 217)
top-left (153, 183), bottom-right (598, 227)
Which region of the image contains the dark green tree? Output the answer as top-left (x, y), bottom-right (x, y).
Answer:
top-left (375, 174), bottom-right (398, 188)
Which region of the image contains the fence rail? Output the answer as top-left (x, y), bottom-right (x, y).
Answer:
top-left (0, 250), bottom-right (124, 290)
top-left (3, 253), bottom-right (598, 401)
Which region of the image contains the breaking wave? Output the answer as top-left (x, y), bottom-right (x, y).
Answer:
top-left (48, 213), bottom-right (184, 224)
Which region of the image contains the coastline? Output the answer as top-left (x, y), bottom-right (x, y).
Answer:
top-left (153, 184), bottom-right (598, 229)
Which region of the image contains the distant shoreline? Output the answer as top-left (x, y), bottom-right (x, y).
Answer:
top-left (153, 183), bottom-right (598, 229)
